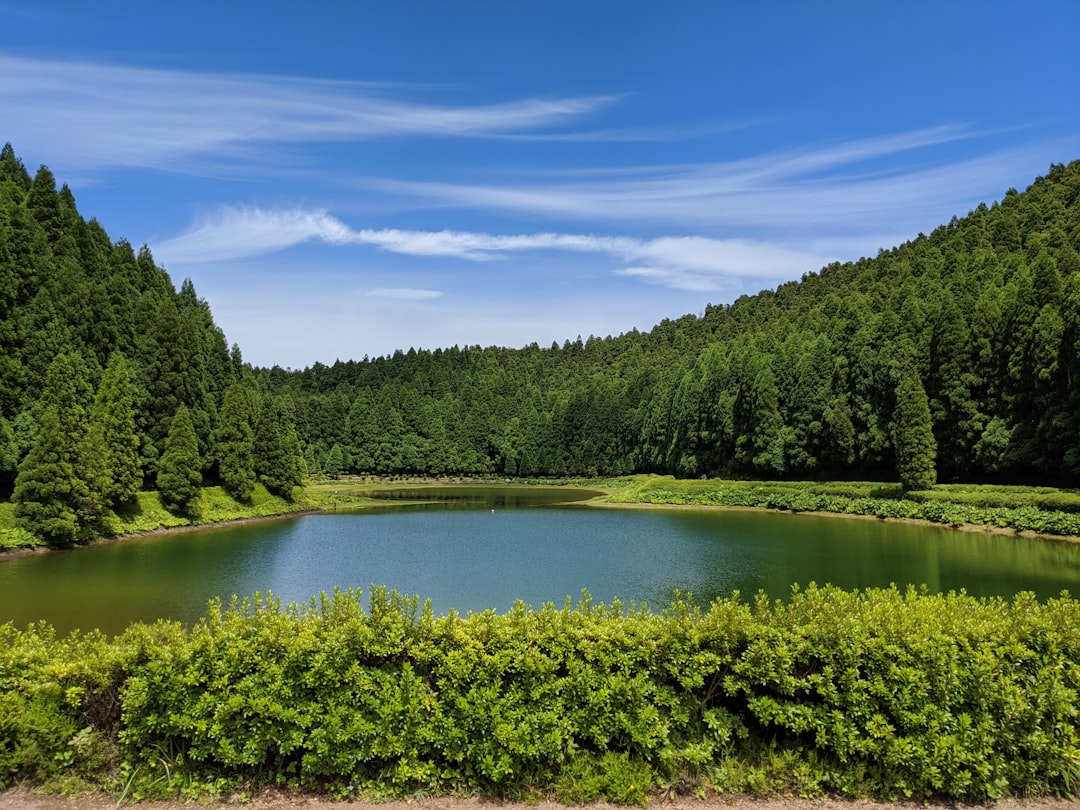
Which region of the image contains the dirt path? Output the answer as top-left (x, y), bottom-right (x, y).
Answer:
top-left (1, 788), bottom-right (1076, 810)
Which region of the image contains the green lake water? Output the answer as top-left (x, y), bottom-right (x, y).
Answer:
top-left (3, 488), bottom-right (1080, 635)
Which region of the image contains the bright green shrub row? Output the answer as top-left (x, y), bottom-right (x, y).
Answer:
top-left (913, 485), bottom-right (1080, 514)
top-left (614, 477), bottom-right (1080, 536)
top-left (2, 586), bottom-right (1078, 802)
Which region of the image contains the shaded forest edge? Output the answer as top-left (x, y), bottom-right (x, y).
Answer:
top-left (2, 586), bottom-right (1078, 803)
top-left (2, 144), bottom-right (1080, 547)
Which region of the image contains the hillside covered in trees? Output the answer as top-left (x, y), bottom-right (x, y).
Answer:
top-left (2, 143), bottom-right (1080, 545)
top-left (259, 160), bottom-right (1080, 488)
top-left (0, 145), bottom-right (305, 543)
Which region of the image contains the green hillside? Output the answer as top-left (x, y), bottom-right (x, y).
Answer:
top-left (2, 143), bottom-right (1079, 548)
top-left (257, 161), bottom-right (1080, 486)
top-left (0, 145), bottom-right (304, 544)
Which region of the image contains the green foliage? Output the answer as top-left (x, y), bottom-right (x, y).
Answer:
top-left (90, 352), bottom-right (141, 508)
top-left (0, 502), bottom-right (42, 549)
top-left (0, 622), bottom-right (124, 790)
top-left (215, 383), bottom-right (256, 501)
top-left (0, 147), bottom-right (250, 515)
top-left (11, 354), bottom-right (105, 544)
top-left (609, 475), bottom-right (1080, 537)
top-left (12, 408), bottom-right (83, 544)
top-left (253, 396), bottom-right (305, 499)
top-left (156, 406), bottom-right (202, 518)
top-left (2, 586), bottom-right (1078, 801)
top-left (893, 357), bottom-right (937, 490)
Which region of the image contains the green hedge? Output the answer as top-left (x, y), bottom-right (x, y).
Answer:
top-left (2, 585), bottom-right (1078, 802)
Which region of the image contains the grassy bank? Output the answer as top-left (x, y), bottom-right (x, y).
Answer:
top-left (2, 586), bottom-right (1077, 803)
top-left (0, 485), bottom-right (317, 551)
top-left (600, 475), bottom-right (1080, 539)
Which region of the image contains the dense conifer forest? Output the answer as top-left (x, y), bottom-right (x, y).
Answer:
top-left (2, 143), bottom-right (1079, 545)
top-left (0, 145), bottom-right (305, 543)
top-left (256, 159), bottom-right (1080, 487)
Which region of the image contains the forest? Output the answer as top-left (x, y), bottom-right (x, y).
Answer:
top-left (2, 143), bottom-right (1080, 545)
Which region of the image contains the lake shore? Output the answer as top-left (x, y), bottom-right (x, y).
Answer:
top-left (0, 509), bottom-right (326, 561)
top-left (5, 475), bottom-right (1080, 560)
top-left (582, 497), bottom-right (1080, 544)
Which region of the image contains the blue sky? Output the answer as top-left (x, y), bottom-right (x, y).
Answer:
top-left (2, 2), bottom-right (1078, 369)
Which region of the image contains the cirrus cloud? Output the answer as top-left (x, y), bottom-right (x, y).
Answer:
top-left (0, 54), bottom-right (619, 174)
top-left (367, 287), bottom-right (443, 300)
top-left (155, 206), bottom-right (832, 293)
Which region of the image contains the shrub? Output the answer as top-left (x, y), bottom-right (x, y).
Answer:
top-left (3, 586), bottom-right (1078, 802)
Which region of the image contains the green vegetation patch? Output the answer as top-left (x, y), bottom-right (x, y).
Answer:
top-left (0, 502), bottom-right (41, 550)
top-left (2, 485), bottom-right (315, 552)
top-left (2, 586), bottom-right (1078, 802)
top-left (610, 475), bottom-right (1080, 537)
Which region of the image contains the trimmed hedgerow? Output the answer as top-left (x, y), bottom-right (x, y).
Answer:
top-left (2, 586), bottom-right (1078, 802)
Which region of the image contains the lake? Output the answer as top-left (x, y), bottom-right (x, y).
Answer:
top-left (3, 488), bottom-right (1080, 635)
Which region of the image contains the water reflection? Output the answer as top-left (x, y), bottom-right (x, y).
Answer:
top-left (2, 495), bottom-right (1078, 636)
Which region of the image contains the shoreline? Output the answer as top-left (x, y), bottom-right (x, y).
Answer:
top-left (0, 508), bottom-right (327, 561)
top-left (584, 497), bottom-right (1080, 544)
top-left (5, 481), bottom-right (1080, 562)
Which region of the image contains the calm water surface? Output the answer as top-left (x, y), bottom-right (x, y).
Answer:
top-left (3, 493), bottom-right (1080, 635)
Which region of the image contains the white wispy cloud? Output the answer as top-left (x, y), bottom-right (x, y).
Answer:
top-left (0, 54), bottom-right (617, 172)
top-left (155, 208), bottom-right (355, 262)
top-left (372, 131), bottom-right (1077, 238)
top-left (156, 207), bottom-right (830, 293)
top-left (367, 287), bottom-right (443, 300)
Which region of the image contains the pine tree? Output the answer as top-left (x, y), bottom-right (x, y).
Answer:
top-left (215, 383), bottom-right (256, 501)
top-left (157, 406), bottom-right (202, 517)
top-left (894, 361), bottom-right (937, 491)
top-left (325, 443), bottom-right (345, 478)
top-left (254, 397), bottom-right (306, 499)
top-left (12, 407), bottom-right (82, 544)
top-left (12, 354), bottom-right (98, 542)
top-left (90, 352), bottom-right (141, 507)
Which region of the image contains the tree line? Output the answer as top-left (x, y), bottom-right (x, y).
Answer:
top-left (256, 161), bottom-right (1080, 488)
top-left (0, 145), bottom-right (304, 544)
top-left (2, 142), bottom-right (1079, 544)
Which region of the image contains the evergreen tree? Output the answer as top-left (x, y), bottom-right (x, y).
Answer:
top-left (157, 406), bottom-right (202, 517)
top-left (325, 443), bottom-right (345, 478)
top-left (215, 383), bottom-right (256, 501)
top-left (90, 352), bottom-right (141, 507)
top-left (254, 397), bottom-right (306, 499)
top-left (893, 360), bottom-right (937, 490)
top-left (12, 354), bottom-right (97, 543)
top-left (0, 416), bottom-right (18, 491)
top-left (12, 408), bottom-right (82, 544)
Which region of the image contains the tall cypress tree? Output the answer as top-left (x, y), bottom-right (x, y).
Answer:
top-left (254, 397), bottom-right (306, 499)
top-left (157, 405), bottom-right (202, 518)
top-left (325, 443), bottom-right (345, 478)
top-left (90, 351), bottom-right (141, 507)
top-left (894, 360), bottom-right (937, 491)
top-left (12, 408), bottom-right (81, 544)
top-left (12, 354), bottom-right (97, 543)
top-left (215, 383), bottom-right (256, 501)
